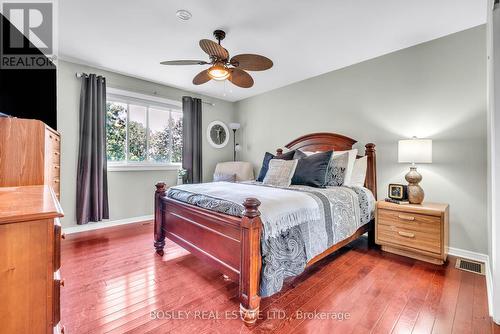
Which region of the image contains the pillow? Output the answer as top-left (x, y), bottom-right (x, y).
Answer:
top-left (333, 149), bottom-right (358, 186)
top-left (293, 149), bottom-right (307, 160)
top-left (276, 150), bottom-right (296, 160)
top-left (291, 150), bottom-right (333, 187)
top-left (325, 152), bottom-right (349, 186)
top-left (256, 150), bottom-right (296, 182)
top-left (263, 159), bottom-right (298, 187)
top-left (256, 152), bottom-right (274, 182)
top-left (213, 173), bottom-right (236, 182)
top-left (350, 156), bottom-right (367, 187)
top-left (296, 149), bottom-right (317, 157)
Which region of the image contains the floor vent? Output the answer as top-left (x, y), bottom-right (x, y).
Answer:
top-left (455, 258), bottom-right (485, 275)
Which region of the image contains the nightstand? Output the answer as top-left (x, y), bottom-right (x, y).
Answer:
top-left (375, 201), bottom-right (449, 265)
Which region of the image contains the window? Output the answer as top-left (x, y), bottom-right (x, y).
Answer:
top-left (105, 88), bottom-right (182, 171)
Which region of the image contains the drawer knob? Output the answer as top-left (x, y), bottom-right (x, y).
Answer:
top-left (54, 179), bottom-right (60, 183)
top-left (60, 279), bottom-right (65, 287)
top-left (398, 214), bottom-right (415, 221)
top-left (398, 231), bottom-right (415, 238)
top-left (61, 233), bottom-right (66, 240)
top-left (54, 152), bottom-right (60, 156)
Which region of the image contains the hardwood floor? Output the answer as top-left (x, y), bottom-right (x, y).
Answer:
top-left (61, 221), bottom-right (499, 333)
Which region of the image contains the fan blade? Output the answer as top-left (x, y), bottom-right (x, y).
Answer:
top-left (228, 68), bottom-right (254, 88)
top-left (160, 60), bottom-right (208, 65)
top-left (230, 54), bottom-right (273, 71)
top-left (193, 70), bottom-right (211, 85)
top-left (199, 39), bottom-right (229, 60)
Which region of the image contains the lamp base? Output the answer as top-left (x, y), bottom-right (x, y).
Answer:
top-left (405, 166), bottom-right (424, 204)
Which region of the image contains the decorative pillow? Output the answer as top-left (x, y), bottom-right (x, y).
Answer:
top-left (256, 150), bottom-right (297, 182)
top-left (296, 149), bottom-right (319, 156)
top-left (350, 156), bottom-right (367, 187)
top-left (291, 150), bottom-right (333, 188)
top-left (333, 149), bottom-right (358, 186)
top-left (293, 149), bottom-right (307, 160)
top-left (256, 152), bottom-right (274, 182)
top-left (213, 172), bottom-right (237, 182)
top-left (276, 150), bottom-right (296, 160)
top-left (263, 159), bottom-right (298, 187)
top-left (325, 152), bottom-right (349, 186)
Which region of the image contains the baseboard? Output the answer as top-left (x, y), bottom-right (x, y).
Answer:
top-left (447, 246), bottom-right (489, 263)
top-left (485, 260), bottom-right (495, 320)
top-left (63, 215), bottom-right (153, 234)
top-left (448, 247), bottom-right (493, 317)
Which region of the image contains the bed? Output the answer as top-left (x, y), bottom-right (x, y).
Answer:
top-left (153, 132), bottom-right (377, 324)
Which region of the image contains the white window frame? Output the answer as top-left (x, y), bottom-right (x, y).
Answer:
top-left (106, 88), bottom-right (183, 172)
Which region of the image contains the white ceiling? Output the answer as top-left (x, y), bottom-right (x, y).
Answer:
top-left (59, 0), bottom-right (486, 102)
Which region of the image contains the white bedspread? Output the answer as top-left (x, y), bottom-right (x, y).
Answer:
top-left (170, 182), bottom-right (321, 239)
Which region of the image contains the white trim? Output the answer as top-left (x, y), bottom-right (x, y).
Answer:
top-left (448, 247), bottom-right (489, 263)
top-left (486, 259), bottom-right (495, 320)
top-left (448, 247), bottom-right (493, 317)
top-left (63, 215), bottom-right (153, 234)
top-left (107, 87), bottom-right (182, 109)
top-left (107, 163), bottom-right (181, 172)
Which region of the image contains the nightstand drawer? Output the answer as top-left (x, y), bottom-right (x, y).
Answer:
top-left (378, 208), bottom-right (440, 234)
top-left (375, 201), bottom-right (448, 265)
top-left (377, 223), bottom-right (441, 254)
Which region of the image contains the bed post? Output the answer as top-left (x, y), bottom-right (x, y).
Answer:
top-left (276, 148), bottom-right (283, 157)
top-left (365, 143), bottom-right (377, 199)
top-left (365, 143), bottom-right (377, 245)
top-left (239, 198), bottom-right (262, 325)
top-left (154, 182), bottom-right (167, 256)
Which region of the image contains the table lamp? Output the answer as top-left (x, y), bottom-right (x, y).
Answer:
top-left (398, 137), bottom-right (432, 204)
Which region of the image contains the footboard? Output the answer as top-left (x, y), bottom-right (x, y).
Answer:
top-left (154, 182), bottom-right (263, 324)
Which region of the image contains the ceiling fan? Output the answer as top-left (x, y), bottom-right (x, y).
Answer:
top-left (160, 30), bottom-right (273, 88)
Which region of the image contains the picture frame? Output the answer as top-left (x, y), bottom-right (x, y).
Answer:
top-left (206, 120), bottom-right (229, 149)
top-left (388, 183), bottom-right (408, 200)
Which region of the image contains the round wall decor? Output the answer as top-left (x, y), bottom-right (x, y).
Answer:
top-left (207, 120), bottom-right (229, 149)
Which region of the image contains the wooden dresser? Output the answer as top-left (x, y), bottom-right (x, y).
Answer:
top-left (0, 185), bottom-right (64, 334)
top-left (0, 118), bottom-right (61, 199)
top-left (375, 201), bottom-right (449, 265)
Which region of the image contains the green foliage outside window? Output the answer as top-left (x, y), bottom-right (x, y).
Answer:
top-left (106, 102), bottom-right (126, 161)
top-left (106, 101), bottom-right (182, 164)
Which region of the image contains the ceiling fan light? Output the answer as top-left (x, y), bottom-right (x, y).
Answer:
top-left (208, 64), bottom-right (230, 81)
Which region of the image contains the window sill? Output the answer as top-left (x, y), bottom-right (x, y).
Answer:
top-left (107, 163), bottom-right (181, 172)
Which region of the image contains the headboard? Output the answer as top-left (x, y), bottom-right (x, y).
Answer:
top-left (276, 132), bottom-right (377, 198)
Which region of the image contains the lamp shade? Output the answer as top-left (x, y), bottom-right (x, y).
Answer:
top-left (229, 122), bottom-right (241, 130)
top-left (398, 138), bottom-right (432, 163)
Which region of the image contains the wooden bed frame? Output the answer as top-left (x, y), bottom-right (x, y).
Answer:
top-left (153, 133), bottom-right (377, 324)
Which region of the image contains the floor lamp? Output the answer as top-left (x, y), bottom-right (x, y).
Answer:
top-left (229, 123), bottom-right (240, 161)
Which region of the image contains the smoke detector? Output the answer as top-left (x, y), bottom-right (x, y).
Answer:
top-left (176, 9), bottom-right (192, 21)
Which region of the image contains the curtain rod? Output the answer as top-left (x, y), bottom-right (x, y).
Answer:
top-left (75, 72), bottom-right (215, 106)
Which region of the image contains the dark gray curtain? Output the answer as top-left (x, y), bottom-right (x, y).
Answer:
top-left (76, 74), bottom-right (109, 224)
top-left (182, 96), bottom-right (203, 183)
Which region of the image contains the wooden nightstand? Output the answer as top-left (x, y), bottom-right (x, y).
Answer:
top-left (375, 201), bottom-right (449, 265)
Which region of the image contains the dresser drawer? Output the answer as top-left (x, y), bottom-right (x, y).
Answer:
top-left (376, 223), bottom-right (441, 254)
top-left (52, 150), bottom-right (61, 163)
top-left (46, 129), bottom-right (60, 147)
top-left (51, 177), bottom-right (60, 193)
top-left (54, 219), bottom-right (62, 271)
top-left (377, 208), bottom-right (441, 234)
top-left (51, 164), bottom-right (61, 176)
top-left (53, 271), bottom-right (63, 326)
